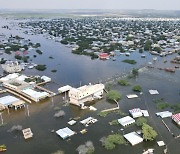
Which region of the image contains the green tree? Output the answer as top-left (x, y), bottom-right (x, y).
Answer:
top-left (107, 90), bottom-right (121, 101)
top-left (142, 123), bottom-right (157, 141)
top-left (132, 68), bottom-right (139, 77)
top-left (104, 134), bottom-right (126, 150)
top-left (144, 40), bottom-right (152, 51)
top-left (136, 117), bottom-right (147, 127)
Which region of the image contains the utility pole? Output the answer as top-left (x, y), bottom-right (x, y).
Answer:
top-left (26, 105), bottom-right (30, 117)
top-left (0, 113), bottom-right (3, 125)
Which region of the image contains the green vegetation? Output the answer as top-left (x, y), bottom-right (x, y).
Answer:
top-left (132, 85), bottom-right (142, 92)
top-left (132, 68), bottom-right (139, 77)
top-left (144, 40), bottom-right (152, 51)
top-left (118, 79), bottom-right (130, 86)
top-left (142, 123), bottom-right (157, 141)
top-left (136, 117), bottom-right (148, 127)
top-left (36, 49), bottom-right (43, 54)
top-left (24, 77), bottom-right (44, 84)
top-left (35, 65), bottom-right (47, 71)
top-left (105, 82), bottom-right (113, 91)
top-left (22, 56), bottom-right (29, 62)
top-left (34, 43), bottom-right (41, 48)
top-left (98, 111), bottom-right (112, 117)
top-left (103, 134), bottom-right (126, 150)
top-left (171, 104), bottom-right (180, 113)
top-left (49, 56), bottom-right (54, 59)
top-left (154, 98), bottom-right (170, 110)
top-left (106, 90), bottom-right (121, 101)
top-left (109, 120), bottom-right (119, 125)
top-left (15, 55), bottom-right (22, 60)
top-left (122, 59), bottom-right (137, 65)
top-left (51, 69), bottom-right (57, 73)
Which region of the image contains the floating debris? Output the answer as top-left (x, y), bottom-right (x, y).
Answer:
top-left (54, 110), bottom-right (65, 118)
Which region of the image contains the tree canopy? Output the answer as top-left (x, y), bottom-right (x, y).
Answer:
top-left (142, 123), bottom-right (157, 141)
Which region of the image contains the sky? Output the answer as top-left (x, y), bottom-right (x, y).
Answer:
top-left (0, 0), bottom-right (180, 10)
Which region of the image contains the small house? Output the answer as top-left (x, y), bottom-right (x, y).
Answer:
top-left (172, 113), bottom-right (180, 126)
top-left (129, 108), bottom-right (143, 118)
top-left (118, 116), bottom-right (135, 127)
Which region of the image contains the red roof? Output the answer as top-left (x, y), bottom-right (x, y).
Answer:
top-left (99, 53), bottom-right (109, 58)
top-left (172, 113), bottom-right (180, 122)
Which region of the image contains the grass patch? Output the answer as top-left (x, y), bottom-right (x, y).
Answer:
top-left (154, 98), bottom-right (170, 110)
top-left (171, 104), bottom-right (180, 113)
top-left (109, 120), bottom-right (119, 125)
top-left (98, 111), bottom-right (112, 117)
top-left (122, 59), bottom-right (137, 65)
top-left (118, 79), bottom-right (130, 86)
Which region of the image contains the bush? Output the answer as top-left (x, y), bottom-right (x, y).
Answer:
top-left (122, 59), bottom-right (137, 65)
top-left (103, 134), bottom-right (126, 150)
top-left (142, 123), bottom-right (157, 141)
top-left (15, 55), bottom-right (22, 60)
top-left (154, 98), bottom-right (170, 110)
top-left (51, 69), bottom-right (57, 73)
top-left (132, 68), bottom-right (139, 77)
top-left (136, 117), bottom-right (147, 127)
top-left (36, 49), bottom-right (43, 54)
top-left (107, 90), bottom-right (121, 101)
top-left (171, 104), bottom-right (180, 113)
top-left (35, 65), bottom-right (46, 71)
top-left (22, 56), bottom-right (29, 62)
top-left (34, 43), bottom-right (41, 48)
top-left (118, 79), bottom-right (130, 86)
top-left (132, 85), bottom-right (142, 92)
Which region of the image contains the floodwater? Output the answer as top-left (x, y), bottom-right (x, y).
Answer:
top-left (0, 18), bottom-right (180, 154)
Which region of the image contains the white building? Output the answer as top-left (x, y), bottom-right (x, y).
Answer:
top-left (124, 132), bottom-right (143, 146)
top-left (69, 83), bottom-right (104, 107)
top-left (1, 61), bottom-right (22, 73)
top-left (118, 116), bottom-right (135, 127)
top-left (129, 108), bottom-right (143, 118)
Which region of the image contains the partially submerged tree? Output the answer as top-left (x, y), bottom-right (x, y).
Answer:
top-left (142, 123), bottom-right (157, 141)
top-left (106, 90), bottom-right (121, 101)
top-left (132, 85), bottom-right (142, 92)
top-left (136, 117), bottom-right (147, 127)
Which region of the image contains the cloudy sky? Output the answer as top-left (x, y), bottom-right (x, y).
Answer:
top-left (0, 0), bottom-right (179, 10)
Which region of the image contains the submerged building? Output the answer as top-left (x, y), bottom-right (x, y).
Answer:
top-left (69, 83), bottom-right (104, 107)
top-left (1, 61), bottom-right (22, 73)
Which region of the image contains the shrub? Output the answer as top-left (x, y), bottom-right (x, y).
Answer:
top-left (122, 59), bottom-right (137, 65)
top-left (36, 49), bottom-right (43, 54)
top-left (103, 134), bottom-right (126, 150)
top-left (51, 69), bottom-right (57, 73)
top-left (118, 79), bottom-right (130, 86)
top-left (107, 90), bottom-right (121, 101)
top-left (35, 65), bottom-right (46, 71)
top-left (132, 85), bottom-right (142, 92)
top-left (15, 55), bottom-right (22, 60)
top-left (154, 98), bottom-right (170, 110)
